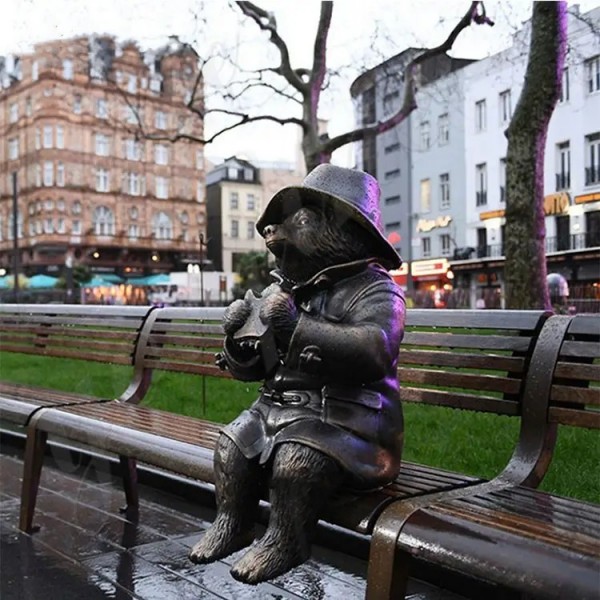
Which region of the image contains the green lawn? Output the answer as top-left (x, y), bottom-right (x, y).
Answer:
top-left (1, 352), bottom-right (598, 503)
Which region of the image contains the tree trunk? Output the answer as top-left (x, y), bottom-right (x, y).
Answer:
top-left (504, 1), bottom-right (567, 310)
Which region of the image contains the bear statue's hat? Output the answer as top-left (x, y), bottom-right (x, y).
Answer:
top-left (256, 164), bottom-right (402, 269)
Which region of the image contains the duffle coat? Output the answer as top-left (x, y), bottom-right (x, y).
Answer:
top-left (221, 259), bottom-right (406, 489)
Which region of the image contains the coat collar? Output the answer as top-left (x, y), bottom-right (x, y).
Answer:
top-left (271, 259), bottom-right (381, 294)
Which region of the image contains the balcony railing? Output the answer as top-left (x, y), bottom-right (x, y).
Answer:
top-left (555, 172), bottom-right (570, 191)
top-left (500, 186), bottom-right (506, 203)
top-left (476, 191), bottom-right (487, 206)
top-left (469, 233), bottom-right (600, 260)
top-left (585, 166), bottom-right (600, 186)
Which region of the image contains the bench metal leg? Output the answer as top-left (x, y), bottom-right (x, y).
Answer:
top-left (119, 456), bottom-right (139, 515)
top-left (19, 426), bottom-right (48, 533)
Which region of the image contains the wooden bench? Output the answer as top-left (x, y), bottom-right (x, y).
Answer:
top-left (13, 306), bottom-right (552, 544)
top-left (0, 304), bottom-right (153, 428)
top-left (366, 314), bottom-right (600, 600)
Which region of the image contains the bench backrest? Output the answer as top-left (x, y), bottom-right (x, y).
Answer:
top-left (399, 309), bottom-right (549, 415)
top-left (0, 304), bottom-right (151, 366)
top-left (121, 306), bottom-right (229, 402)
top-left (548, 314), bottom-right (600, 430)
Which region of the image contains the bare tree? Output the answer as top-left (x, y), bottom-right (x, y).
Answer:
top-left (504, 1), bottom-right (567, 310)
top-left (114, 2), bottom-right (493, 172)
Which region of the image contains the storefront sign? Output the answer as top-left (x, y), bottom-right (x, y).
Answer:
top-left (480, 209), bottom-right (505, 221)
top-left (575, 192), bottom-right (600, 204)
top-left (416, 215), bottom-right (452, 233)
top-left (411, 258), bottom-right (449, 277)
top-left (543, 192), bottom-right (570, 215)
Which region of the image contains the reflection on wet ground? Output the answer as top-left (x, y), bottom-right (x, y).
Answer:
top-left (1, 438), bottom-right (465, 599)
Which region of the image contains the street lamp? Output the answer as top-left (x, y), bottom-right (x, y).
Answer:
top-left (199, 233), bottom-right (208, 306)
top-left (65, 252), bottom-right (74, 304)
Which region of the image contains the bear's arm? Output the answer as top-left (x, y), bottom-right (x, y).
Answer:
top-left (289, 282), bottom-right (405, 383)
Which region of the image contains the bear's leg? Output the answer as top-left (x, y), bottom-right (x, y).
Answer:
top-left (189, 434), bottom-right (263, 564)
top-left (230, 442), bottom-right (342, 584)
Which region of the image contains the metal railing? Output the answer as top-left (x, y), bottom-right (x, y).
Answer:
top-left (555, 172), bottom-right (570, 191)
top-left (585, 166), bottom-right (600, 186)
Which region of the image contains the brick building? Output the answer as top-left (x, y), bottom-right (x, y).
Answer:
top-left (0, 35), bottom-right (206, 282)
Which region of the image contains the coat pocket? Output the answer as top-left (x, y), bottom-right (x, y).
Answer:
top-left (322, 386), bottom-right (382, 437)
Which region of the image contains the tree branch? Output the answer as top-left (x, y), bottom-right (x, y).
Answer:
top-left (236, 1), bottom-right (307, 92)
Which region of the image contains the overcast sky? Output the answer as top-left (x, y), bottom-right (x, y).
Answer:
top-left (3, 0), bottom-right (599, 167)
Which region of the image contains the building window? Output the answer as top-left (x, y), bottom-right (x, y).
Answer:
top-left (127, 75), bottom-right (137, 94)
top-left (231, 219), bottom-right (239, 238)
top-left (35, 165), bottom-right (42, 186)
top-left (475, 99), bottom-right (486, 132)
top-left (476, 163), bottom-right (487, 206)
top-left (96, 98), bottom-right (108, 119)
top-left (244, 168), bottom-right (254, 181)
top-left (420, 179), bottom-right (431, 213)
top-left (556, 141), bottom-right (571, 190)
top-left (197, 181), bottom-right (204, 202)
top-left (128, 224), bottom-right (139, 240)
top-left (247, 221), bottom-right (255, 239)
top-left (44, 199), bottom-right (54, 211)
top-left (73, 94), bottom-right (82, 114)
top-left (8, 138), bottom-right (19, 160)
top-left (25, 96), bottom-right (32, 116)
top-left (499, 90), bottom-right (512, 124)
top-left (56, 163), bottom-right (65, 187)
top-left (32, 61), bottom-right (38, 81)
top-left (9, 103), bottom-right (18, 123)
top-left (124, 138), bottom-right (141, 161)
top-left (440, 234), bottom-right (451, 256)
top-left (43, 161), bottom-right (53, 186)
top-left (72, 200), bottom-right (82, 215)
top-left (384, 142), bottom-right (400, 154)
top-left (72, 220), bottom-right (81, 235)
top-left (124, 105), bottom-right (138, 125)
top-left (383, 90), bottom-right (400, 115)
top-left (439, 173), bottom-right (450, 209)
top-left (420, 121), bottom-right (431, 151)
top-left (230, 192), bottom-right (239, 210)
top-left (43, 218), bottom-right (54, 234)
top-left (57, 199), bottom-right (65, 212)
top-left (43, 126), bottom-right (53, 148)
top-left (154, 144), bottom-right (169, 165)
top-left (155, 176), bottom-right (169, 199)
top-left (384, 169), bottom-right (400, 180)
top-left (559, 68), bottom-right (570, 103)
top-left (35, 128), bottom-right (41, 150)
top-left (93, 205), bottom-right (115, 236)
top-left (95, 169), bottom-right (109, 192)
top-left (151, 212), bottom-right (172, 239)
top-left (124, 172), bottom-right (144, 196)
top-left (438, 113), bottom-right (449, 145)
top-left (95, 134), bottom-right (110, 156)
top-left (385, 195), bottom-right (401, 205)
top-left (585, 132), bottom-right (600, 186)
top-left (154, 110), bottom-right (167, 129)
top-left (62, 59), bottom-right (73, 80)
top-left (500, 158), bottom-right (507, 202)
top-left (56, 126), bottom-right (64, 149)
top-left (422, 237), bottom-right (431, 258)
top-left (57, 218), bottom-right (66, 234)
top-left (247, 194), bottom-right (256, 211)
top-left (585, 55), bottom-right (600, 94)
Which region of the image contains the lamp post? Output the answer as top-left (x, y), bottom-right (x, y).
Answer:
top-left (65, 252), bottom-right (74, 304)
top-left (199, 233), bottom-right (208, 306)
top-left (11, 172), bottom-right (20, 304)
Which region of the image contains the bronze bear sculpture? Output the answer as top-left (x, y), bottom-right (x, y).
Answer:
top-left (189, 164), bottom-right (406, 584)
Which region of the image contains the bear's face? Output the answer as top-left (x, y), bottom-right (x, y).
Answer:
top-left (262, 205), bottom-right (379, 283)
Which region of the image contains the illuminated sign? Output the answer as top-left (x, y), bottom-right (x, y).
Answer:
top-left (411, 258), bottom-right (449, 277)
top-left (575, 192), bottom-right (600, 204)
top-left (543, 192), bottom-right (570, 215)
top-left (416, 215), bottom-right (452, 232)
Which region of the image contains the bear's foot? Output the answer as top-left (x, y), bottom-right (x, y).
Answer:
top-left (230, 531), bottom-right (310, 584)
top-left (189, 516), bottom-right (255, 565)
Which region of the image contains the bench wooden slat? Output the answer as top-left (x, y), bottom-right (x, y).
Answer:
top-left (150, 321), bottom-right (224, 335)
top-left (399, 367), bottom-right (521, 395)
top-left (145, 333), bottom-right (224, 348)
top-left (400, 386), bottom-right (519, 414)
top-left (0, 345), bottom-right (134, 365)
top-left (403, 309), bottom-right (545, 330)
top-left (551, 385), bottom-right (600, 406)
top-left (548, 406), bottom-right (600, 428)
top-left (0, 323), bottom-right (140, 341)
top-left (399, 349), bottom-right (526, 373)
top-left (553, 361), bottom-right (600, 382)
top-left (144, 346), bottom-right (218, 364)
top-left (403, 331), bottom-right (533, 352)
top-left (560, 340), bottom-right (600, 359)
top-left (0, 315), bottom-right (146, 329)
top-left (1, 336), bottom-right (134, 355)
top-left (143, 359), bottom-right (231, 377)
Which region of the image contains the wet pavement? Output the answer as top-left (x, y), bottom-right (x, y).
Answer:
top-left (0, 438), bottom-right (467, 599)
